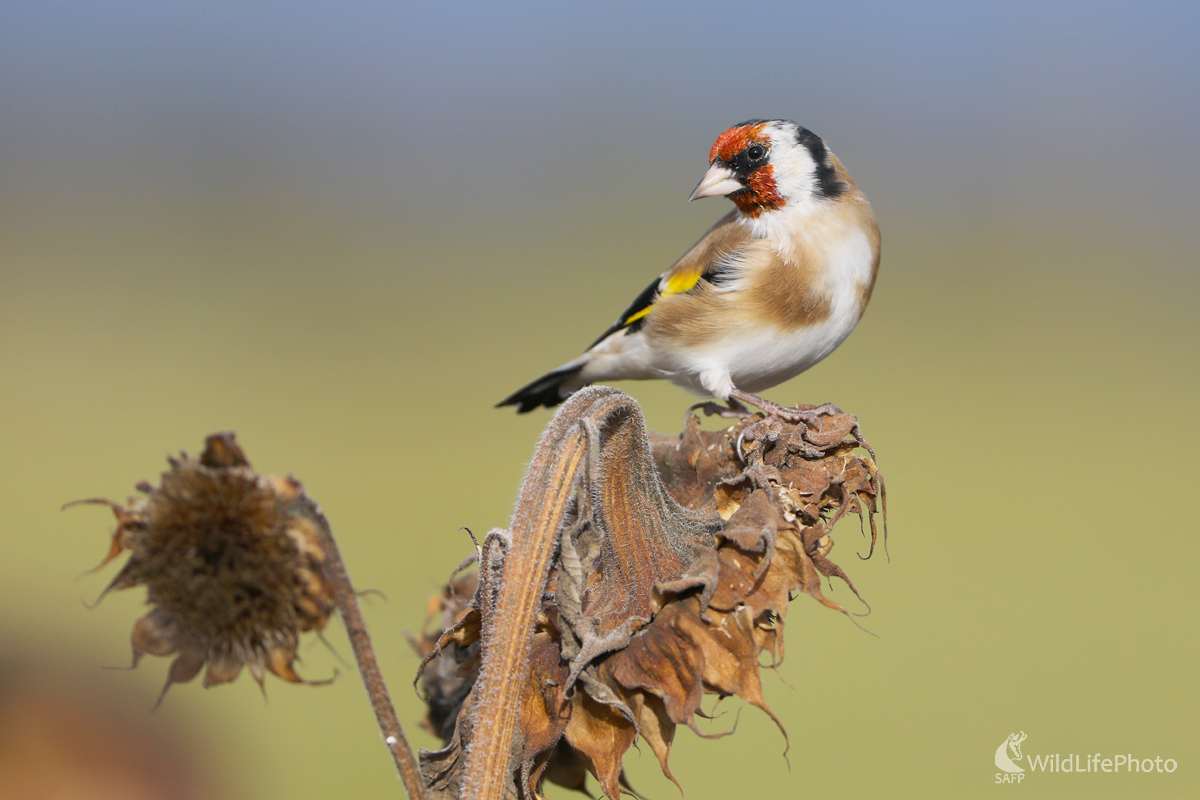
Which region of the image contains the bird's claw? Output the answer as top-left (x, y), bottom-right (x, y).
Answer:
top-left (686, 398), bottom-right (753, 420)
top-left (770, 401), bottom-right (843, 430)
top-left (727, 389), bottom-right (841, 431)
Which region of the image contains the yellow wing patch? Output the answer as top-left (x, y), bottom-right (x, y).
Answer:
top-left (585, 211), bottom-right (746, 351)
top-left (620, 267), bottom-right (704, 327)
top-left (623, 304), bottom-right (654, 325)
top-left (661, 267), bottom-right (704, 296)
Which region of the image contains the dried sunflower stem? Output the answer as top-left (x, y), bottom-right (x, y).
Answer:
top-left (309, 509), bottom-right (429, 800)
top-left (459, 390), bottom-right (611, 800)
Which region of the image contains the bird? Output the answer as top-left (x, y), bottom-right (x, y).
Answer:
top-left (497, 118), bottom-right (880, 424)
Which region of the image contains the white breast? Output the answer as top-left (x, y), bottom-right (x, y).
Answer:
top-left (666, 222), bottom-right (875, 400)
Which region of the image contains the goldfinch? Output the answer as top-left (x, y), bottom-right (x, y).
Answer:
top-left (498, 119), bottom-right (880, 423)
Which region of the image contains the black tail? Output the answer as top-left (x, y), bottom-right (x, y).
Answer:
top-left (497, 363), bottom-right (586, 413)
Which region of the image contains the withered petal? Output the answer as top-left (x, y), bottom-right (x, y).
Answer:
top-left (203, 653), bottom-right (244, 687)
top-left (154, 650), bottom-right (205, 709)
top-left (685, 605), bottom-right (789, 753)
top-left (519, 635), bottom-right (570, 754)
top-left (266, 646), bottom-right (303, 683)
top-left (608, 604), bottom-right (704, 728)
top-left (624, 689), bottom-right (681, 792)
top-left (130, 608), bottom-right (181, 665)
top-left (517, 636), bottom-right (572, 797)
top-left (199, 432), bottom-right (250, 468)
top-left (563, 692), bottom-right (636, 800)
top-left (718, 489), bottom-right (779, 572)
top-left (537, 742), bottom-right (591, 798)
top-left (245, 657), bottom-right (270, 697)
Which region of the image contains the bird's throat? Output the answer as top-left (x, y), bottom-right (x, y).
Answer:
top-left (730, 165), bottom-right (784, 218)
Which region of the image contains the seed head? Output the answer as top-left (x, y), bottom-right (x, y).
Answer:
top-left (78, 433), bottom-right (335, 704)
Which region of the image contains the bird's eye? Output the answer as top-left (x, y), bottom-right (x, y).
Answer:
top-left (746, 144), bottom-right (767, 161)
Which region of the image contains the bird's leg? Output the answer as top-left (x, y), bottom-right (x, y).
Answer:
top-left (728, 389), bottom-right (842, 430)
top-left (687, 396), bottom-right (754, 420)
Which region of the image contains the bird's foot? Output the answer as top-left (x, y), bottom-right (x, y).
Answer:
top-left (728, 389), bottom-right (842, 431)
top-left (687, 397), bottom-right (754, 420)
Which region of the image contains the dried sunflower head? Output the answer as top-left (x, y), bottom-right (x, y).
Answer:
top-left (417, 391), bottom-right (886, 800)
top-left (78, 432), bottom-right (335, 704)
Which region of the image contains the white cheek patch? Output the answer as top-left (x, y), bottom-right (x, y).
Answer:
top-left (766, 156), bottom-right (817, 207)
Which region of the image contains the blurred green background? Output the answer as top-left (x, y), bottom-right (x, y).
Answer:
top-left (2, 2), bottom-right (1197, 798)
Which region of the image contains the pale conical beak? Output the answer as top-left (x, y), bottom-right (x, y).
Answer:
top-left (688, 163), bottom-right (744, 201)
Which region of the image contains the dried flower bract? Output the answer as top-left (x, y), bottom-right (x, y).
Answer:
top-left (77, 432), bottom-right (335, 703)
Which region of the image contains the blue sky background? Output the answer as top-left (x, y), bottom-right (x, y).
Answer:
top-left (5, 1), bottom-right (1198, 233)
